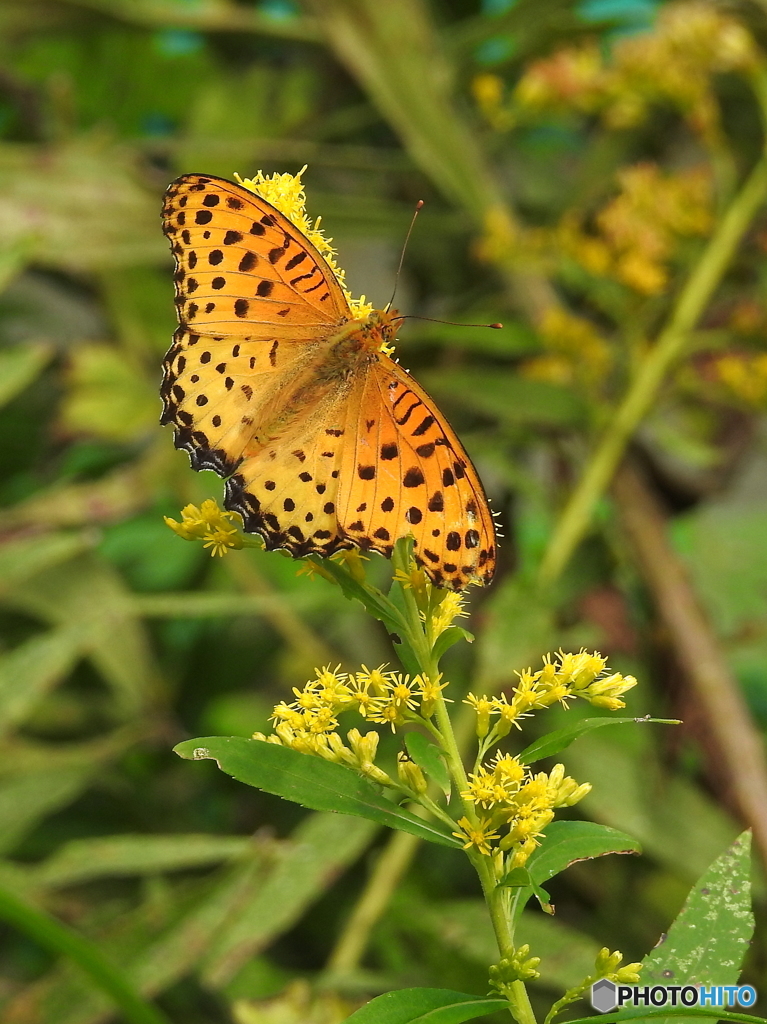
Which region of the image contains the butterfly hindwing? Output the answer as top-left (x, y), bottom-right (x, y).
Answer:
top-left (337, 358), bottom-right (496, 589)
top-left (161, 327), bottom-right (322, 475)
top-left (163, 174), bottom-right (350, 339)
top-left (224, 382), bottom-right (353, 558)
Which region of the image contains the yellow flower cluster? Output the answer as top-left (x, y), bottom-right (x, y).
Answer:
top-left (455, 759), bottom-right (590, 864)
top-left (472, 72), bottom-right (515, 132)
top-left (255, 665), bottom-right (446, 786)
top-left (712, 351), bottom-right (767, 406)
top-left (465, 649), bottom-right (637, 745)
top-left (513, 2), bottom-right (759, 144)
top-left (522, 307), bottom-right (613, 392)
top-left (558, 163), bottom-right (712, 296)
top-left (236, 166), bottom-right (373, 320)
top-left (164, 500), bottom-right (244, 557)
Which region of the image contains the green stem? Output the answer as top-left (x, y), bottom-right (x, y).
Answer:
top-left (431, 671), bottom-right (534, 1024)
top-left (0, 885), bottom-right (171, 1024)
top-left (538, 150), bottom-right (767, 586)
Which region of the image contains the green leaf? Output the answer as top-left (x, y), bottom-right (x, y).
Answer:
top-left (512, 821), bottom-right (640, 920)
top-left (0, 533), bottom-right (91, 599)
top-left (0, 625), bottom-right (87, 735)
top-left (317, 558), bottom-right (402, 628)
top-left (343, 987), bottom-right (508, 1023)
top-left (202, 812), bottom-right (376, 987)
top-left (563, 732), bottom-right (741, 880)
top-left (405, 732), bottom-right (451, 797)
top-left (564, 1010), bottom-right (767, 1024)
top-left (642, 830), bottom-right (753, 989)
top-left (0, 342), bottom-right (52, 408)
top-left (517, 716), bottom-right (679, 764)
top-left (0, 768), bottom-right (95, 856)
top-left (425, 370), bottom-right (586, 426)
top-left (174, 737), bottom-right (461, 848)
top-left (497, 867), bottom-right (551, 913)
top-left (7, 552), bottom-right (159, 715)
top-left (0, 883), bottom-right (171, 1024)
top-left (431, 625), bottom-right (473, 664)
top-left (35, 834), bottom-right (255, 888)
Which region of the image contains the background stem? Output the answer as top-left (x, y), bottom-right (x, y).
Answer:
top-left (325, 829), bottom-right (419, 974)
top-left (613, 462), bottom-right (767, 866)
top-left (539, 153), bottom-right (767, 585)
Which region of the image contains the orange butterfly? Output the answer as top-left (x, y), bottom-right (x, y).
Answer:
top-left (160, 173), bottom-right (496, 590)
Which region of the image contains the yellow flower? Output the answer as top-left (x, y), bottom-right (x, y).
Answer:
top-left (452, 816), bottom-right (500, 856)
top-left (368, 699), bottom-right (406, 731)
top-left (393, 566), bottom-right (431, 601)
top-left (165, 500), bottom-right (244, 555)
top-left (330, 547), bottom-right (369, 582)
top-left (491, 753), bottom-right (526, 787)
top-left (356, 664), bottom-right (391, 697)
top-left (346, 727), bottom-right (380, 767)
top-left (236, 166), bottom-right (373, 320)
top-left (414, 673), bottom-right (450, 717)
top-left (429, 591), bottom-right (468, 638)
top-left (202, 525), bottom-right (243, 557)
top-left (464, 692), bottom-right (497, 738)
top-left (462, 769), bottom-right (509, 809)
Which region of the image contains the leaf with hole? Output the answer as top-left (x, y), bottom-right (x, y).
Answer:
top-left (174, 737), bottom-right (461, 848)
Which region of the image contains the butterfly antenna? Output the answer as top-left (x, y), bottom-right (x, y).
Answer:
top-left (386, 200), bottom-right (424, 313)
top-left (394, 315), bottom-right (503, 329)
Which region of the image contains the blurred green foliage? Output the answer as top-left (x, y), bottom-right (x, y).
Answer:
top-left (0, 0), bottom-right (765, 1021)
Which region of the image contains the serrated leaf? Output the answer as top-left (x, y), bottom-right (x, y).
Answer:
top-left (174, 737), bottom-right (460, 848)
top-left (343, 987), bottom-right (508, 1023)
top-left (512, 821), bottom-right (640, 920)
top-left (517, 716), bottom-right (679, 764)
top-left (405, 732), bottom-right (451, 797)
top-left (642, 830), bottom-right (753, 992)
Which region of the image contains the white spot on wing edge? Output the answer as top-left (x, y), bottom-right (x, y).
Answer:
top-left (193, 746), bottom-right (210, 760)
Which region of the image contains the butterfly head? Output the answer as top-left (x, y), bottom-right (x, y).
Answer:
top-left (364, 307), bottom-right (402, 357)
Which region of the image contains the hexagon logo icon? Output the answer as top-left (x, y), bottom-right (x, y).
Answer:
top-left (591, 979), bottom-right (618, 1013)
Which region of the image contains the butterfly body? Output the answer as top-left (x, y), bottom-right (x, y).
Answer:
top-left (161, 173), bottom-right (496, 590)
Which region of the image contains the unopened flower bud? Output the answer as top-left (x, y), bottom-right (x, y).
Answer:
top-left (347, 728), bottom-right (379, 765)
top-left (397, 754), bottom-right (427, 794)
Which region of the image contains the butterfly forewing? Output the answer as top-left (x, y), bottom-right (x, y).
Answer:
top-left (163, 174), bottom-right (350, 339)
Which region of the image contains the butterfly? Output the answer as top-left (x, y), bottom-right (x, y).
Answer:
top-left (160, 173), bottom-right (496, 590)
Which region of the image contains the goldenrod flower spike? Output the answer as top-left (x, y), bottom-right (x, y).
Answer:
top-left (235, 167), bottom-right (373, 320)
